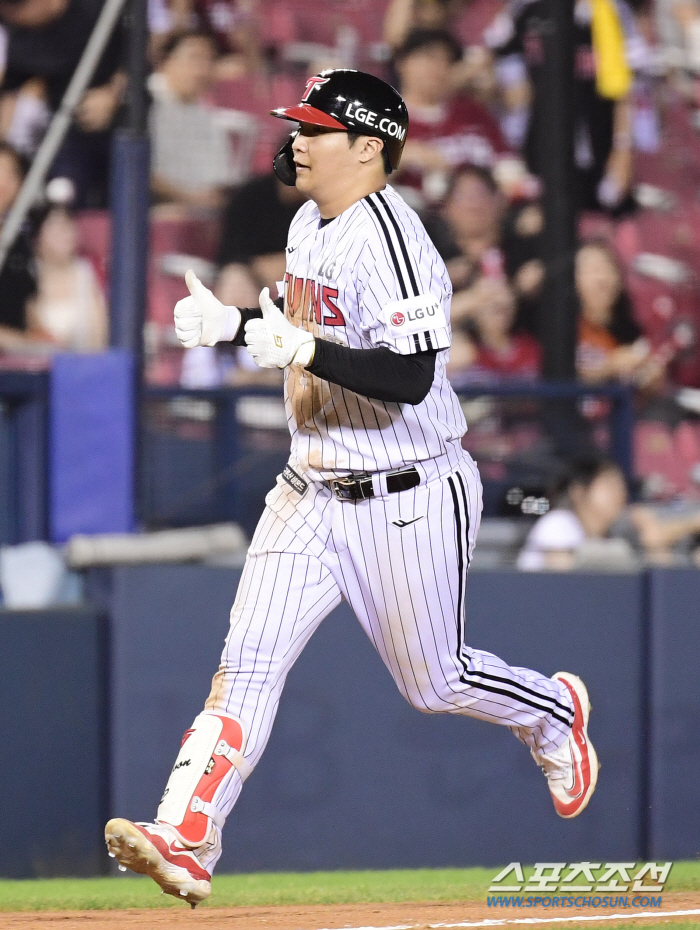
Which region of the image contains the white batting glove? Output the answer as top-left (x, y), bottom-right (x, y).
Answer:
top-left (174, 269), bottom-right (242, 348)
top-left (244, 287), bottom-right (315, 369)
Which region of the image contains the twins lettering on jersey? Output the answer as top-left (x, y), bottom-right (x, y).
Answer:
top-left (285, 272), bottom-right (346, 326)
top-left (344, 101), bottom-right (406, 140)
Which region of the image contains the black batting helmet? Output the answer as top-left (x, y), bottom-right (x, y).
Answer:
top-left (270, 69), bottom-right (409, 185)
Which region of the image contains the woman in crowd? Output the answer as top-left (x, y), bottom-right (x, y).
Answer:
top-left (424, 163), bottom-right (544, 318)
top-left (27, 203), bottom-right (107, 351)
top-left (518, 456), bottom-right (700, 570)
top-left (575, 240), bottom-right (663, 388)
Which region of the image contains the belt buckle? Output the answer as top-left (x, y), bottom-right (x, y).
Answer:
top-left (331, 476), bottom-right (356, 501)
top-left (331, 473), bottom-right (371, 501)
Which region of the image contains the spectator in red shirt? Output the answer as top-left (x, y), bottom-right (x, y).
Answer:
top-left (423, 164), bottom-right (544, 325)
top-left (393, 28), bottom-right (514, 205)
top-left (447, 276), bottom-right (542, 386)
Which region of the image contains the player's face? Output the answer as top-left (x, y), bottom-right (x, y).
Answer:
top-left (292, 124), bottom-right (363, 198)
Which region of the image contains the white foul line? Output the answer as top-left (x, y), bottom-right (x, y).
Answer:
top-left (429, 907), bottom-right (700, 927)
top-left (303, 907), bottom-right (700, 930)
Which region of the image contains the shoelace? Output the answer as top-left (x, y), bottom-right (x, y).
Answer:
top-left (531, 742), bottom-right (571, 782)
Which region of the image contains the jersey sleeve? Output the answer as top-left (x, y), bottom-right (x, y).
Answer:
top-left (357, 192), bottom-right (452, 356)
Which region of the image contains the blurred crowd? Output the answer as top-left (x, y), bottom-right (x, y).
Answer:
top-left (1, 0), bottom-right (700, 549)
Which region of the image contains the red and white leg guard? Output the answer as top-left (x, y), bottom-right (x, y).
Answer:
top-left (156, 711), bottom-right (252, 847)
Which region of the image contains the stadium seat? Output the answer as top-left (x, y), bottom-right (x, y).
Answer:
top-left (455, 0), bottom-right (506, 46)
top-left (76, 210), bottom-right (111, 286)
top-left (634, 421), bottom-right (686, 498)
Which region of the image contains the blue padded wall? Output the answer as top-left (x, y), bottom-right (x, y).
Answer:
top-left (50, 351), bottom-right (134, 542)
top-left (105, 566), bottom-right (645, 872)
top-left (0, 608), bottom-right (108, 877)
top-left (648, 568), bottom-right (700, 860)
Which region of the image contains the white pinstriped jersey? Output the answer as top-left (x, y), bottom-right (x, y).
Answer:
top-left (282, 184), bottom-right (467, 478)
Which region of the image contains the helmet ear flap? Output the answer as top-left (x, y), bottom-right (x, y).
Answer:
top-left (273, 134), bottom-right (298, 186)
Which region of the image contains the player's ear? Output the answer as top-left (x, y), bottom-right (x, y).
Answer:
top-left (357, 136), bottom-right (384, 166)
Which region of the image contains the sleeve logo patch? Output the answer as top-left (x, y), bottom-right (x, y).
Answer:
top-left (383, 294), bottom-right (447, 335)
top-left (281, 464), bottom-right (308, 496)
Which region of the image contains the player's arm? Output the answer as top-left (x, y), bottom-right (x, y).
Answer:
top-left (242, 288), bottom-right (438, 405)
top-left (305, 339), bottom-right (437, 405)
top-left (175, 273), bottom-right (437, 405)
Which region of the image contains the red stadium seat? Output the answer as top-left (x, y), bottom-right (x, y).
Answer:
top-left (634, 421), bottom-right (686, 498)
top-left (454, 0), bottom-right (506, 46)
top-left (259, 0), bottom-right (390, 48)
top-left (149, 214), bottom-right (221, 326)
top-left (76, 210), bottom-right (111, 287)
top-left (674, 420), bottom-right (700, 495)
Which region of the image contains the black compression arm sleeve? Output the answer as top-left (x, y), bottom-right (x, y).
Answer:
top-left (306, 340), bottom-right (437, 405)
top-left (229, 304), bottom-right (437, 404)
top-left (229, 297), bottom-right (284, 345)
top-left (230, 307), bottom-right (263, 345)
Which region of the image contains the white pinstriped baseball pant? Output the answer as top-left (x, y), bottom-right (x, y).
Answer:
top-left (198, 446), bottom-right (574, 870)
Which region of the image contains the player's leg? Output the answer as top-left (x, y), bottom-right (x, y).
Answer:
top-left (107, 484), bottom-right (342, 902)
top-left (333, 453), bottom-right (597, 816)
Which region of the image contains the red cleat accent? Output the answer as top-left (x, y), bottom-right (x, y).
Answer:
top-left (104, 818), bottom-right (211, 906)
top-left (533, 672), bottom-right (599, 819)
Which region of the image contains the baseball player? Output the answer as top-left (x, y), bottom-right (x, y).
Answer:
top-left (105, 70), bottom-right (598, 907)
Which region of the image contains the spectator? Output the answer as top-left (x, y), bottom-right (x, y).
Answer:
top-left (27, 203), bottom-right (107, 351)
top-left (424, 164), bottom-right (544, 320)
top-left (486, 0), bottom-right (637, 212)
top-left (655, 0), bottom-right (700, 72)
top-left (518, 455), bottom-right (700, 570)
top-left (149, 0), bottom-right (196, 59)
top-left (0, 0), bottom-right (125, 208)
top-left (392, 28), bottom-right (514, 205)
top-left (149, 30), bottom-right (233, 210)
top-left (575, 240), bottom-right (662, 387)
top-left (447, 276), bottom-right (541, 386)
top-left (192, 0), bottom-right (263, 79)
top-left (215, 169), bottom-right (306, 307)
top-left (384, 0), bottom-right (461, 48)
top-left (517, 457), bottom-right (628, 570)
top-left (149, 0), bottom-right (264, 79)
top-left (0, 142), bottom-right (38, 352)
top-left (384, 0), bottom-right (499, 104)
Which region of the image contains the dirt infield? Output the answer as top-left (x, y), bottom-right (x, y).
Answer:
top-left (1, 892), bottom-right (699, 930)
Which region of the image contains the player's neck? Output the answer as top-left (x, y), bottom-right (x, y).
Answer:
top-left (313, 176), bottom-right (387, 220)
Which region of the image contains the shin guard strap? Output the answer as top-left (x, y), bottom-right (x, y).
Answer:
top-left (215, 739), bottom-right (253, 781)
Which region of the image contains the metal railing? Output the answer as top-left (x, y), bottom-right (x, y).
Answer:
top-left (0, 373), bottom-right (634, 542)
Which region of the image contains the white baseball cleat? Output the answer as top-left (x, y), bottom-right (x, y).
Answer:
top-left (532, 672), bottom-right (599, 819)
top-left (104, 818), bottom-right (211, 907)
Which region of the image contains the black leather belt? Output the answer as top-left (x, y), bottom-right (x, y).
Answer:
top-left (326, 466), bottom-right (420, 501)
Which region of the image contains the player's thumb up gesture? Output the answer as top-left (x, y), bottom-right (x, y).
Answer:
top-left (174, 270), bottom-right (241, 348)
top-left (245, 288), bottom-right (315, 369)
